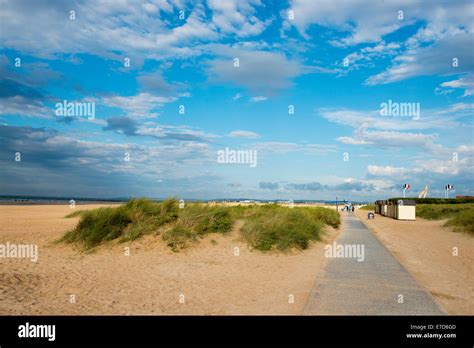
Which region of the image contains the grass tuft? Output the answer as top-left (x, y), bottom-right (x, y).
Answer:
top-left (416, 203), bottom-right (474, 235)
top-left (240, 205), bottom-right (335, 251)
top-left (61, 199), bottom-right (341, 251)
top-left (60, 198), bottom-right (179, 248)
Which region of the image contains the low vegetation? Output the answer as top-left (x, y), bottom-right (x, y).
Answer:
top-left (241, 206), bottom-right (325, 251)
top-left (61, 199), bottom-right (340, 252)
top-left (388, 197), bottom-right (474, 204)
top-left (416, 203), bottom-right (474, 235)
top-left (162, 204), bottom-right (233, 251)
top-left (61, 198), bottom-right (179, 248)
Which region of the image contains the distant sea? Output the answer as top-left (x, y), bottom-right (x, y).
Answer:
top-left (0, 195), bottom-right (127, 205)
top-left (0, 195), bottom-right (371, 205)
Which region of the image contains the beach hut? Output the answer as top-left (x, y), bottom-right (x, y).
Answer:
top-left (387, 200), bottom-right (394, 218)
top-left (382, 200), bottom-right (388, 216)
top-left (394, 199), bottom-right (416, 220)
top-left (375, 200), bottom-right (382, 214)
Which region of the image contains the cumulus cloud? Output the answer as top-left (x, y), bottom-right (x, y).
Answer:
top-left (286, 0), bottom-right (474, 46)
top-left (207, 0), bottom-right (271, 37)
top-left (0, 0), bottom-right (272, 62)
top-left (207, 47), bottom-right (303, 95)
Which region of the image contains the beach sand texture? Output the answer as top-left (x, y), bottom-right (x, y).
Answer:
top-left (0, 204), bottom-right (339, 315)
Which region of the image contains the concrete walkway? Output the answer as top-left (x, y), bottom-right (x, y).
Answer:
top-left (304, 214), bottom-right (446, 315)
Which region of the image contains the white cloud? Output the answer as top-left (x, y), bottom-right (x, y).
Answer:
top-left (368, 165), bottom-right (409, 177)
top-left (348, 127), bottom-right (440, 152)
top-left (342, 41), bottom-right (401, 69)
top-left (336, 136), bottom-right (371, 145)
top-left (366, 31), bottom-right (474, 85)
top-left (155, 4), bottom-right (218, 50)
top-left (0, 95), bottom-right (52, 119)
top-left (439, 74), bottom-right (474, 97)
top-left (0, 0), bottom-right (273, 63)
top-left (232, 93), bottom-right (242, 100)
top-left (250, 96), bottom-right (267, 102)
top-left (229, 130), bottom-right (260, 138)
top-left (416, 158), bottom-right (472, 176)
top-left (304, 144), bottom-right (337, 154)
top-left (207, 47), bottom-right (303, 95)
top-left (319, 104), bottom-right (471, 132)
top-left (207, 0), bottom-right (271, 37)
top-left (368, 157), bottom-right (473, 179)
top-left (101, 93), bottom-right (178, 119)
top-left (286, 0), bottom-right (474, 46)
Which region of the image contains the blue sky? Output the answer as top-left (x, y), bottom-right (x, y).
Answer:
top-left (0, 0), bottom-right (473, 200)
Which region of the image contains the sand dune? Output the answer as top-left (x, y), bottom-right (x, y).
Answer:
top-left (0, 204), bottom-right (339, 315)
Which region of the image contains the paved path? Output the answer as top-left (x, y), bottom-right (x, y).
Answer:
top-left (304, 214), bottom-right (446, 315)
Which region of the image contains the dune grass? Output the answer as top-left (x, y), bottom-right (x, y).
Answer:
top-left (162, 205), bottom-right (233, 251)
top-left (416, 203), bottom-right (474, 235)
top-left (239, 205), bottom-right (339, 251)
top-left (360, 204), bottom-right (375, 211)
top-left (61, 198), bottom-right (179, 248)
top-left (61, 199), bottom-right (340, 251)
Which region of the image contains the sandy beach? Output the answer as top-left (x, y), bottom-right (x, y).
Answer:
top-left (0, 204), bottom-right (340, 315)
top-left (355, 208), bottom-right (474, 315)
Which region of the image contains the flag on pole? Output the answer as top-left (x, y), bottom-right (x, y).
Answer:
top-left (445, 184), bottom-right (454, 198)
top-left (402, 184), bottom-right (410, 198)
